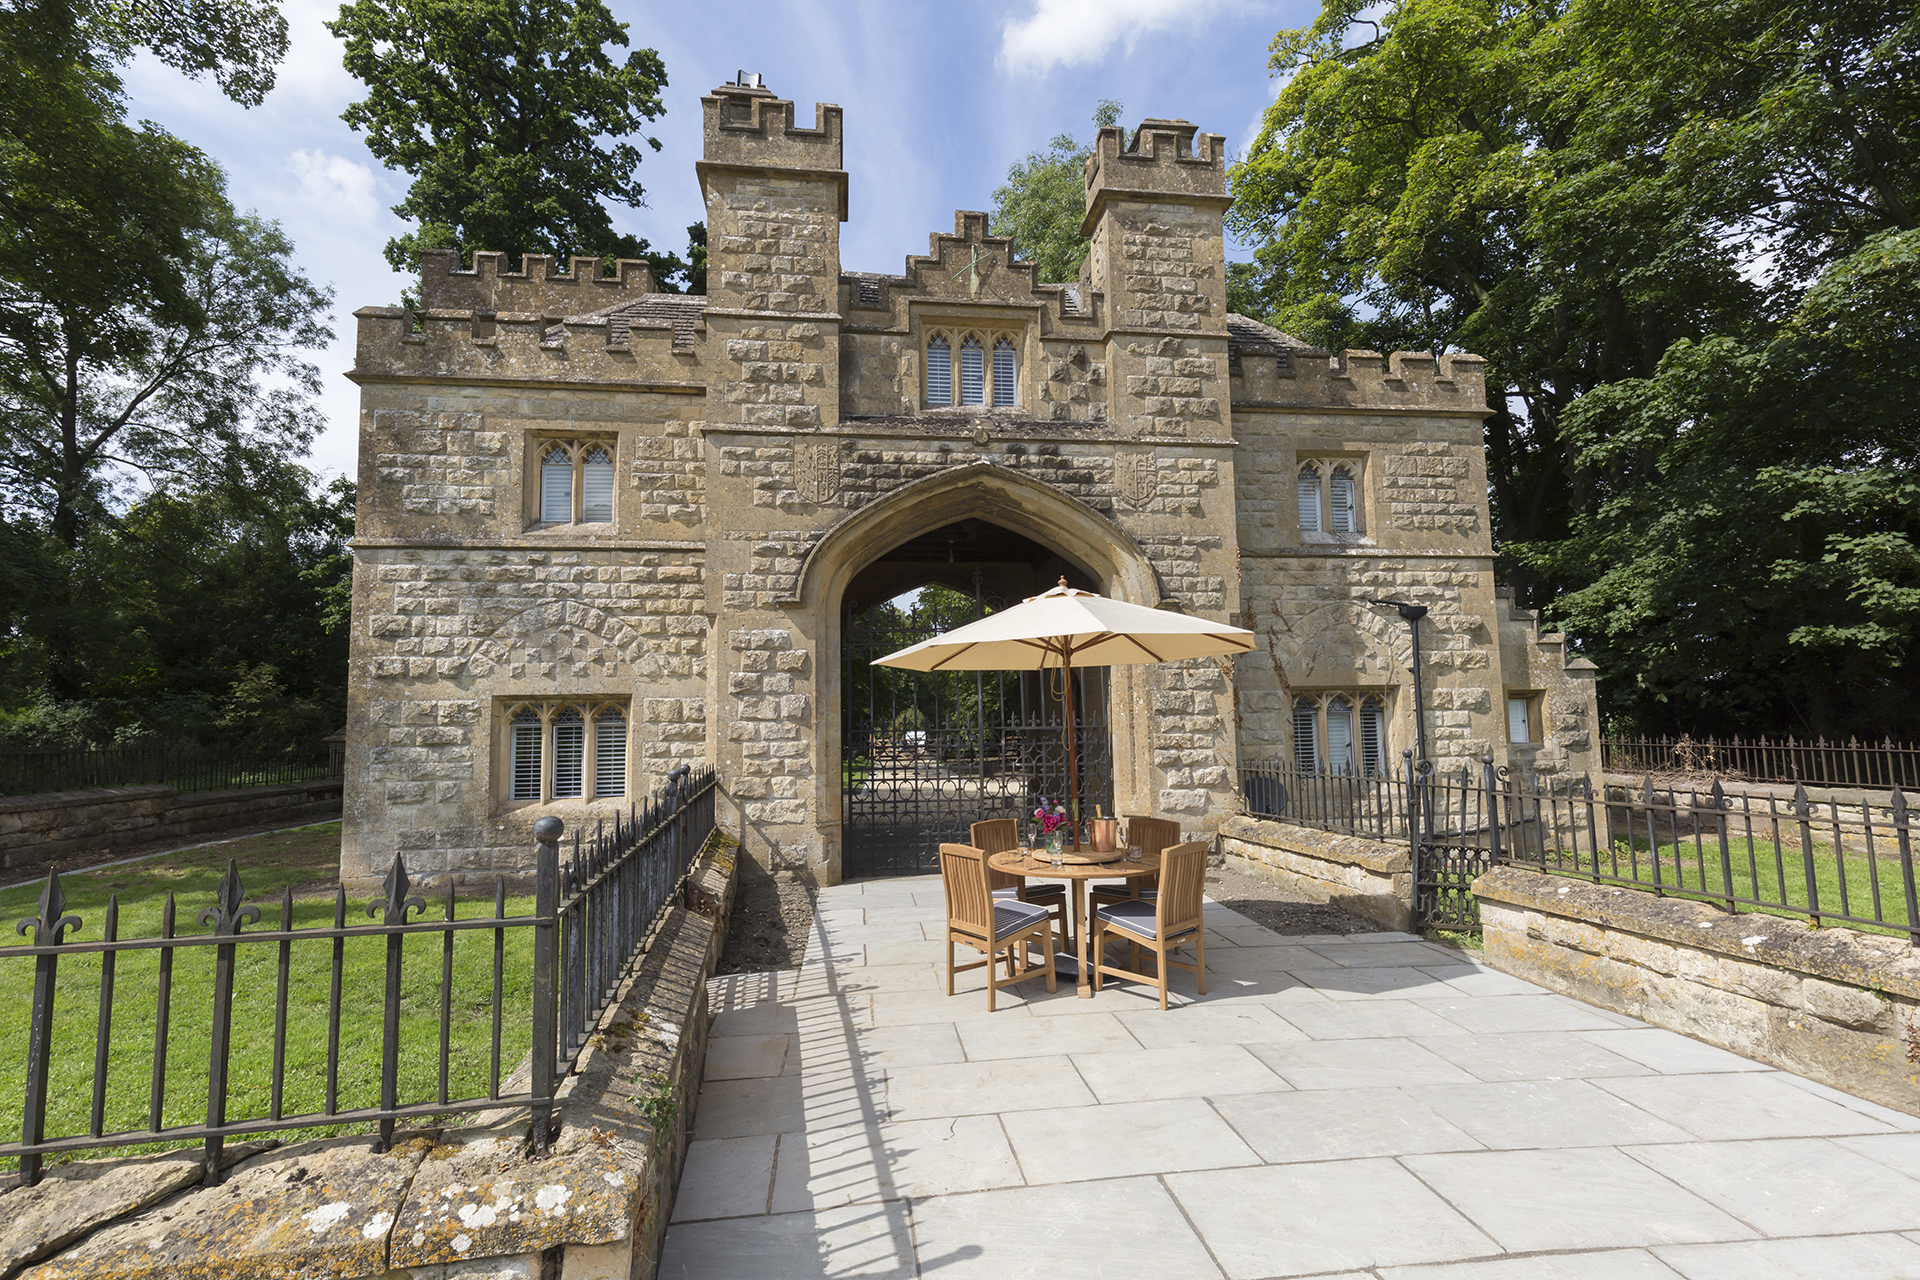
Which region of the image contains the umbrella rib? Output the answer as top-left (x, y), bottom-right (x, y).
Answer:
top-left (1120, 634), bottom-right (1165, 663)
top-left (1206, 634), bottom-right (1255, 652)
top-left (928, 642), bottom-right (978, 671)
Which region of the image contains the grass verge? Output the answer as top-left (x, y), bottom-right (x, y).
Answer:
top-left (0, 823), bottom-right (533, 1171)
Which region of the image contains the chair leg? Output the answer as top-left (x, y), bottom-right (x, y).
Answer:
top-left (1157, 940), bottom-right (1170, 1010)
top-left (988, 943), bottom-right (999, 1013)
top-left (1196, 928), bottom-right (1207, 996)
top-left (946, 937), bottom-right (954, 996)
top-left (1091, 922), bottom-right (1104, 992)
top-left (1043, 927), bottom-right (1057, 993)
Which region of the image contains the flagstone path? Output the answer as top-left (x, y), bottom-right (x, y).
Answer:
top-left (660, 874), bottom-right (1920, 1279)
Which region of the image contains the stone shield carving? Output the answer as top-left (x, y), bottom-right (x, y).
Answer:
top-left (794, 438), bottom-right (842, 505)
top-left (1114, 450), bottom-right (1158, 508)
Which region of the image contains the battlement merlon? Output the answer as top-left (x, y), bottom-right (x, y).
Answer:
top-left (1081, 118), bottom-right (1231, 236)
top-left (349, 306), bottom-right (705, 388)
top-left (1233, 348), bottom-right (1492, 414)
top-left (698, 80), bottom-right (849, 221)
top-left (416, 250), bottom-right (655, 313)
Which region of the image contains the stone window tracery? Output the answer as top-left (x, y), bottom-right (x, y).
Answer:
top-left (530, 438), bottom-right (616, 526)
top-left (500, 699), bottom-right (629, 804)
top-left (1297, 458), bottom-right (1363, 535)
top-left (923, 328), bottom-right (1019, 409)
top-left (1291, 692), bottom-right (1389, 775)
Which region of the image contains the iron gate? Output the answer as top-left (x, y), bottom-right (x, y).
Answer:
top-left (1413, 841), bottom-right (1493, 931)
top-left (841, 588), bottom-right (1113, 878)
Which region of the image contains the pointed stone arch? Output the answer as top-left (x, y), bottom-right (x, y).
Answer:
top-left (786, 458), bottom-right (1167, 610)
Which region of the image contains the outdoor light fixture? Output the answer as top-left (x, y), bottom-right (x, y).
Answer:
top-left (1363, 598), bottom-right (1430, 764)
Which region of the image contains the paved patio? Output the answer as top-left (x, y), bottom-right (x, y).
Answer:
top-left (660, 874), bottom-right (1920, 1279)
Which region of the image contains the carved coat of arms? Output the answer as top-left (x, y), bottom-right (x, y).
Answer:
top-left (1114, 450), bottom-right (1158, 508)
top-left (794, 438), bottom-right (842, 505)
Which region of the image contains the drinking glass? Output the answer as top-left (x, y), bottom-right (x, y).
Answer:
top-left (1127, 843), bottom-right (1142, 863)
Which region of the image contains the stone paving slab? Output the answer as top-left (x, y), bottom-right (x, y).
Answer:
top-left (662, 874), bottom-right (1920, 1278)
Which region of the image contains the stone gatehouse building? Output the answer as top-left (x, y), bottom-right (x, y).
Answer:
top-left (340, 75), bottom-right (1598, 886)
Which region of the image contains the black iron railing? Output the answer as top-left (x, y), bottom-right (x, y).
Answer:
top-left (1238, 755), bottom-right (1919, 944)
top-left (1602, 734), bottom-right (1920, 790)
top-left (1238, 760), bottom-right (1410, 842)
top-left (0, 743), bottom-right (341, 798)
top-left (4, 764), bottom-right (718, 1186)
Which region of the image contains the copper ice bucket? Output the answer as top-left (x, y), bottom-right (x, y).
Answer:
top-left (1089, 817), bottom-right (1117, 852)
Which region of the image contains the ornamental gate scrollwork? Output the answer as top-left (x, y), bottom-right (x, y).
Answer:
top-left (840, 586), bottom-right (1114, 878)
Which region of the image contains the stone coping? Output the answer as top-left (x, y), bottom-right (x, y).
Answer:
top-left (1219, 814), bottom-right (1410, 874)
top-left (1473, 864), bottom-right (1920, 1000)
top-left (4, 829), bottom-right (740, 1280)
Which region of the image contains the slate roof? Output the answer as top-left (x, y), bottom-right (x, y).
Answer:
top-left (555, 294), bottom-right (709, 346)
top-left (1225, 312), bottom-right (1312, 356)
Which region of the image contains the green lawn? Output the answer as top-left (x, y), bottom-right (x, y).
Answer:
top-left (0, 824), bottom-right (534, 1170)
top-left (1524, 833), bottom-right (1918, 940)
top-left (843, 755), bottom-right (871, 790)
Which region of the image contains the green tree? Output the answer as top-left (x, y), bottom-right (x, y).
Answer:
top-left (2, 0), bottom-right (331, 707)
top-left (1231, 0), bottom-right (1920, 738)
top-left (990, 100), bottom-right (1123, 283)
top-left (329, 0), bottom-right (679, 278)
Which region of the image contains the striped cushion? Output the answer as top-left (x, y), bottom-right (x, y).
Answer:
top-left (993, 899), bottom-right (1051, 942)
top-left (1094, 898), bottom-right (1194, 943)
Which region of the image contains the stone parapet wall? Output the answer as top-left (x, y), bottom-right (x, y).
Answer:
top-left (5, 829), bottom-right (741, 1280)
top-left (1217, 814), bottom-right (1412, 930)
top-left (1475, 865), bottom-right (1920, 1117)
top-left (0, 780), bottom-right (343, 873)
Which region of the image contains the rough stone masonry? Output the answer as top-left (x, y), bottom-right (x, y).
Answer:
top-left (339, 73), bottom-right (1599, 888)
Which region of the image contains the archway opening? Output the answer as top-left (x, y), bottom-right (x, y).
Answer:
top-left (838, 517), bottom-right (1114, 878)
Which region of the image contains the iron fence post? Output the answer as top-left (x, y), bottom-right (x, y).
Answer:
top-left (369, 853), bottom-right (425, 1154)
top-left (530, 816), bottom-right (562, 1154)
top-left (1482, 755), bottom-right (1503, 864)
top-left (200, 860), bottom-right (259, 1184)
top-left (16, 870), bottom-right (82, 1187)
top-left (1893, 787), bottom-right (1919, 946)
top-left (1710, 779), bottom-right (1736, 914)
top-left (1793, 783), bottom-right (1821, 927)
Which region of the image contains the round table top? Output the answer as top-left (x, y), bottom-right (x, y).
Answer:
top-left (986, 848), bottom-right (1161, 880)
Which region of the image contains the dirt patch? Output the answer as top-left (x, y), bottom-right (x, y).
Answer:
top-left (7, 817), bottom-right (344, 885)
top-left (1205, 862), bottom-right (1389, 936)
top-left (716, 855), bottom-right (817, 974)
top-left (3, 821), bottom-right (344, 893)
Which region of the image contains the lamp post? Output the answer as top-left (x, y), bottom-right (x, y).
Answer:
top-left (1364, 599), bottom-right (1430, 764)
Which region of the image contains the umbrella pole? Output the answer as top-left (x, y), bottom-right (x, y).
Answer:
top-left (1061, 646), bottom-right (1081, 849)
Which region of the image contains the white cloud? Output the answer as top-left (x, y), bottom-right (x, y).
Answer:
top-left (998, 0), bottom-right (1247, 75)
top-left (288, 150), bottom-right (380, 221)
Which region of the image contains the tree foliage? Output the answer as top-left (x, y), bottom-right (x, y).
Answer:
top-left (329, 0), bottom-right (700, 286)
top-left (1231, 0), bottom-right (1920, 737)
top-left (0, 0), bottom-right (343, 738)
top-left (990, 100), bottom-right (1123, 284)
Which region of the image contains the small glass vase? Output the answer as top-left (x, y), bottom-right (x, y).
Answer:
top-left (1045, 830), bottom-right (1063, 861)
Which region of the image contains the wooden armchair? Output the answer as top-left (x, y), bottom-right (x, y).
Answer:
top-left (1090, 840), bottom-right (1208, 1009)
top-left (939, 843), bottom-right (1057, 1011)
top-left (1089, 815), bottom-right (1182, 907)
top-left (971, 817), bottom-right (1069, 948)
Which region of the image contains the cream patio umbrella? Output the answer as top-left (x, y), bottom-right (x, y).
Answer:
top-left (871, 579), bottom-right (1256, 844)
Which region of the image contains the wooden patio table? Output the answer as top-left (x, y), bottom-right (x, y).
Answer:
top-left (987, 847), bottom-right (1161, 999)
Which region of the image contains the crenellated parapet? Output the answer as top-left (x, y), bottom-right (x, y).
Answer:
top-left (351, 302), bottom-right (705, 388)
top-left (1081, 118), bottom-right (1230, 236)
top-left (417, 250), bottom-right (654, 314)
top-left (1233, 348), bottom-right (1489, 414)
top-left (698, 76), bottom-right (846, 220)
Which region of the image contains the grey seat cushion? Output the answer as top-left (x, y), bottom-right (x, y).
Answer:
top-left (995, 884), bottom-right (1066, 902)
top-left (993, 899), bottom-right (1051, 942)
top-left (1093, 898), bottom-right (1194, 943)
top-left (1090, 883), bottom-right (1157, 901)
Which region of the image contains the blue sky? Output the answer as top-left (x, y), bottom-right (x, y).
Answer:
top-left (120, 0), bottom-right (1316, 482)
